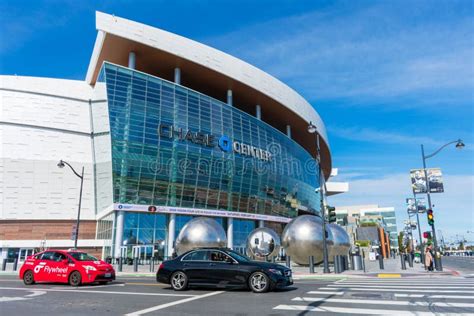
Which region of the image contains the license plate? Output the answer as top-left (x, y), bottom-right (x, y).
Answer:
top-left (105, 273), bottom-right (111, 277)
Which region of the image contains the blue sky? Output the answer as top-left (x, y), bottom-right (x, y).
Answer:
top-left (1, 0), bottom-right (473, 243)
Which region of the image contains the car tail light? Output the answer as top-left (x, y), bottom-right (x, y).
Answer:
top-left (158, 263), bottom-right (164, 271)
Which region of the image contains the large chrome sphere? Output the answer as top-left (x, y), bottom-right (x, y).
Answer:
top-left (327, 223), bottom-right (351, 261)
top-left (175, 217), bottom-right (227, 255)
top-left (246, 227), bottom-right (281, 259)
top-left (281, 215), bottom-right (334, 265)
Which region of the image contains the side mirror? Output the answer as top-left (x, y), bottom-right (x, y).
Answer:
top-left (62, 259), bottom-right (69, 265)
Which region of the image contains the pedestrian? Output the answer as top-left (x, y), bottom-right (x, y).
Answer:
top-left (425, 245), bottom-right (434, 272)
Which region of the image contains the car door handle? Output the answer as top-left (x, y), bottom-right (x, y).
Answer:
top-left (209, 263), bottom-right (216, 266)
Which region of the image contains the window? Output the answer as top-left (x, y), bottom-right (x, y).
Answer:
top-left (52, 252), bottom-right (67, 262)
top-left (69, 252), bottom-right (98, 261)
top-left (40, 251), bottom-right (56, 261)
top-left (182, 250), bottom-right (209, 261)
top-left (209, 251), bottom-right (234, 263)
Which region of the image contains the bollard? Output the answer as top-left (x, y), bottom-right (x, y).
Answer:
top-left (13, 258), bottom-right (18, 271)
top-left (338, 255), bottom-right (345, 273)
top-left (309, 256), bottom-right (315, 273)
top-left (286, 256), bottom-right (291, 268)
top-left (150, 258), bottom-right (154, 272)
top-left (271, 256), bottom-right (276, 263)
top-left (334, 256), bottom-right (340, 274)
top-left (2, 259), bottom-right (7, 271)
top-left (133, 258), bottom-right (138, 272)
top-left (400, 254), bottom-right (407, 270)
top-left (378, 253), bottom-right (384, 270)
top-left (407, 253), bottom-right (414, 268)
top-left (118, 257), bottom-right (123, 272)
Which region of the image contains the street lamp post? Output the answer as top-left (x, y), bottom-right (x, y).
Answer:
top-left (57, 160), bottom-right (84, 249)
top-left (420, 139), bottom-right (464, 271)
top-left (308, 121), bottom-right (330, 273)
top-left (408, 195), bottom-right (425, 264)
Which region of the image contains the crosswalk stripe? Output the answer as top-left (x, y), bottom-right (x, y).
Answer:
top-left (336, 280), bottom-right (474, 283)
top-left (328, 284), bottom-right (473, 289)
top-left (395, 294), bottom-right (474, 299)
top-left (273, 304), bottom-right (463, 315)
top-left (306, 291), bottom-right (344, 295)
top-left (320, 287), bottom-right (474, 293)
top-left (291, 296), bottom-right (474, 308)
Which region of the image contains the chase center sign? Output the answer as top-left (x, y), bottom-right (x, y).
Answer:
top-left (158, 123), bottom-right (273, 162)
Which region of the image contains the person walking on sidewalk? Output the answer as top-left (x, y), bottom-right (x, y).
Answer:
top-left (425, 245), bottom-right (434, 272)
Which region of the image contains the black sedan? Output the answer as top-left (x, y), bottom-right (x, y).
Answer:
top-left (156, 248), bottom-right (292, 293)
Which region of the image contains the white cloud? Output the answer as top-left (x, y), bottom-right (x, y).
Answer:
top-left (328, 173), bottom-right (474, 240)
top-left (205, 2), bottom-right (474, 105)
top-left (328, 126), bottom-right (441, 146)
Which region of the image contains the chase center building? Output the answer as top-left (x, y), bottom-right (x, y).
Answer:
top-left (0, 12), bottom-right (337, 262)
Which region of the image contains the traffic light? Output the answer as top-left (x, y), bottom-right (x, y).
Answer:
top-left (327, 206), bottom-right (337, 223)
top-left (423, 231), bottom-right (432, 239)
top-left (427, 209), bottom-right (434, 226)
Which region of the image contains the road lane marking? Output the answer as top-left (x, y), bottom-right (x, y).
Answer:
top-left (291, 297), bottom-right (474, 308)
top-left (395, 294), bottom-right (474, 299)
top-left (25, 290), bottom-right (47, 297)
top-left (0, 290), bottom-right (46, 302)
top-left (0, 287), bottom-right (194, 297)
top-left (55, 283), bottom-right (126, 290)
top-left (273, 305), bottom-right (471, 315)
top-left (327, 284), bottom-right (474, 289)
top-left (306, 291), bottom-right (344, 295)
top-left (320, 287), bottom-right (474, 293)
top-left (125, 291), bottom-right (224, 316)
top-left (125, 282), bottom-right (167, 286)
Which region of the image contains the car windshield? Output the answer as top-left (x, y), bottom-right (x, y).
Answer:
top-left (69, 252), bottom-right (98, 261)
top-left (227, 250), bottom-right (250, 262)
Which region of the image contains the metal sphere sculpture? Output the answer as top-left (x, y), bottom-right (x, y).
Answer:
top-left (175, 217), bottom-right (227, 255)
top-left (281, 215), bottom-right (334, 265)
top-left (246, 227), bottom-right (281, 259)
top-left (327, 223), bottom-right (351, 261)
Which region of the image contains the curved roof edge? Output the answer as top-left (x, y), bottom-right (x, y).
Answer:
top-left (86, 11), bottom-right (329, 146)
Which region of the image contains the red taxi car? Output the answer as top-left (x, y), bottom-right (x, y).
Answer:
top-left (19, 250), bottom-right (115, 286)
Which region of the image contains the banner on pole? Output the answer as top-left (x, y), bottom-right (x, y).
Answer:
top-left (410, 168), bottom-right (444, 194)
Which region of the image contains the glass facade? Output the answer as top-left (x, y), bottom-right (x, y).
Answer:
top-left (233, 219), bottom-right (256, 254)
top-left (96, 63), bottom-right (321, 218)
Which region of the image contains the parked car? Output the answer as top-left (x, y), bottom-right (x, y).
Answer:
top-left (156, 248), bottom-right (293, 293)
top-left (19, 249), bottom-right (115, 286)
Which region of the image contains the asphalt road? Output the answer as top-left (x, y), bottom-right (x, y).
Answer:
top-left (442, 256), bottom-right (474, 275)
top-left (1, 274), bottom-right (473, 315)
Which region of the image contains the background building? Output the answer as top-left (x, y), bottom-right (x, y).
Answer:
top-left (335, 204), bottom-right (398, 249)
top-left (0, 12), bottom-right (346, 263)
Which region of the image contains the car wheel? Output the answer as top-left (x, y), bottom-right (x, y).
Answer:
top-left (69, 271), bottom-right (82, 287)
top-left (23, 270), bottom-right (35, 285)
top-left (249, 272), bottom-right (270, 293)
top-left (170, 271), bottom-right (188, 291)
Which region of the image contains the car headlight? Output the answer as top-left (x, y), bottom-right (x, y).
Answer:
top-left (267, 268), bottom-right (283, 275)
top-left (83, 265), bottom-right (97, 271)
